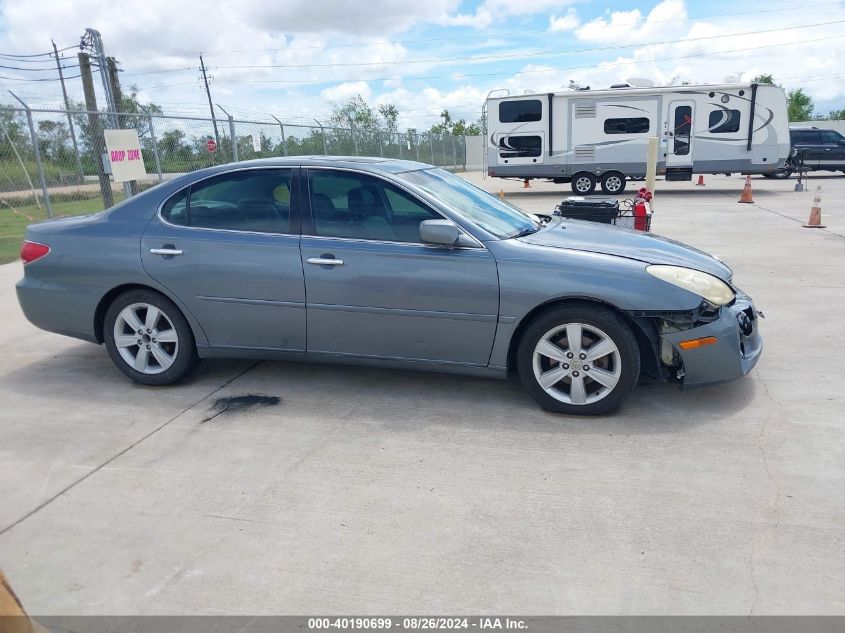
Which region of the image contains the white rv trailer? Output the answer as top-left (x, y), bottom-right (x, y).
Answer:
top-left (485, 83), bottom-right (790, 195)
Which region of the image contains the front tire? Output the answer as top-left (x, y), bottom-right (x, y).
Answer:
top-left (516, 304), bottom-right (640, 415)
top-left (104, 289), bottom-right (199, 386)
top-left (571, 172), bottom-right (597, 195)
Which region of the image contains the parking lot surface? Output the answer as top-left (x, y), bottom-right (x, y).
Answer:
top-left (0, 172), bottom-right (843, 615)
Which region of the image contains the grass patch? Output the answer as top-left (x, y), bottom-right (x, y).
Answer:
top-left (0, 196), bottom-right (120, 264)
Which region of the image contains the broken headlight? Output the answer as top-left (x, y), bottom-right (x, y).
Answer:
top-left (646, 265), bottom-right (735, 307)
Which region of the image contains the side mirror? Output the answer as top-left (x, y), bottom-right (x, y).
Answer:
top-left (420, 219), bottom-right (473, 247)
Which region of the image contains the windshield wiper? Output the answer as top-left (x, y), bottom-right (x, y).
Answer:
top-left (512, 224), bottom-right (540, 238)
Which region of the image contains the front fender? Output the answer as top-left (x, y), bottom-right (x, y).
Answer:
top-left (486, 239), bottom-right (703, 368)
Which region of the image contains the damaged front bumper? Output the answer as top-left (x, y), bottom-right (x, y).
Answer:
top-left (659, 290), bottom-right (763, 388)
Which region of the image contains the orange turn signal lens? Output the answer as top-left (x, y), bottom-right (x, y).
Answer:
top-left (678, 336), bottom-right (718, 350)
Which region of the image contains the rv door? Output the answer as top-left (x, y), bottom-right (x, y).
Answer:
top-left (666, 100), bottom-right (695, 168)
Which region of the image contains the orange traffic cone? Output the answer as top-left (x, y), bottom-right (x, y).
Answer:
top-left (523, 179), bottom-right (531, 189)
top-left (695, 175), bottom-right (705, 186)
top-left (498, 189), bottom-right (505, 200)
top-left (738, 175), bottom-right (753, 203)
top-left (803, 186), bottom-right (826, 228)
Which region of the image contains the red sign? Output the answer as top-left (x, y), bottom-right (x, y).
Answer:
top-left (206, 139), bottom-right (218, 153)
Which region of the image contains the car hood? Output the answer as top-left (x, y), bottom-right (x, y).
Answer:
top-left (518, 218), bottom-right (732, 281)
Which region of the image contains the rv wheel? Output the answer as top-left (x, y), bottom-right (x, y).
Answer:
top-left (600, 172), bottom-right (626, 195)
top-left (571, 173), bottom-right (596, 195)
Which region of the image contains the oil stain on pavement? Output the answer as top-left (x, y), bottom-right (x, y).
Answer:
top-left (201, 394), bottom-right (281, 423)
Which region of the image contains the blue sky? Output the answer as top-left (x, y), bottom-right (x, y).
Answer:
top-left (1, 0), bottom-right (843, 128)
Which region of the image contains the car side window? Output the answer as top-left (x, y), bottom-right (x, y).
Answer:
top-left (162, 169), bottom-right (293, 234)
top-left (821, 130), bottom-right (844, 144)
top-left (309, 170), bottom-right (442, 243)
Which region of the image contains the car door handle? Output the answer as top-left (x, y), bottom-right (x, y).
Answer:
top-left (307, 257), bottom-right (344, 266)
top-left (150, 248), bottom-right (183, 256)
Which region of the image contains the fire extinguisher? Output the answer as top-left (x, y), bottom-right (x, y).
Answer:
top-left (633, 187), bottom-right (652, 231)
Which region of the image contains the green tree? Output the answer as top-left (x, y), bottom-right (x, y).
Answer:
top-left (751, 74), bottom-right (775, 85)
top-left (787, 88), bottom-right (814, 121)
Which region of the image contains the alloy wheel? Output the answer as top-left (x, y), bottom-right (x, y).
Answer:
top-left (532, 322), bottom-right (622, 405)
top-left (574, 176), bottom-right (593, 193)
top-left (113, 303), bottom-right (179, 374)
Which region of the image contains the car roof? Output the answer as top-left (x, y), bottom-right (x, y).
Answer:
top-left (206, 156), bottom-right (433, 174)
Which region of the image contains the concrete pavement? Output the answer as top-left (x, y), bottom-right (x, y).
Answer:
top-left (0, 172), bottom-right (843, 615)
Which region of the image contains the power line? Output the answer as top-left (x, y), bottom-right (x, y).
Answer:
top-left (0, 63), bottom-right (79, 72)
top-left (0, 73), bottom-right (83, 82)
top-left (204, 19), bottom-right (845, 71)
top-left (0, 44), bottom-right (76, 59)
top-left (153, 1), bottom-right (842, 56)
top-left (140, 32), bottom-right (845, 89)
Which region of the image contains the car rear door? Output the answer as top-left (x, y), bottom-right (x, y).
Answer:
top-left (299, 167), bottom-right (500, 365)
top-left (141, 167), bottom-right (306, 351)
top-left (792, 129), bottom-right (823, 169)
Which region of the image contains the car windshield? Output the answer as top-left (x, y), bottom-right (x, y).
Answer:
top-left (402, 168), bottom-right (539, 239)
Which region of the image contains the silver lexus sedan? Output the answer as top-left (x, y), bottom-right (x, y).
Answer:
top-left (16, 157), bottom-right (762, 415)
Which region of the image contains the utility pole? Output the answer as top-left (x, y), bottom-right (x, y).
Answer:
top-left (200, 55), bottom-right (220, 146)
top-left (107, 57), bottom-right (137, 195)
top-left (78, 52), bottom-right (113, 209)
top-left (52, 40), bottom-right (84, 182)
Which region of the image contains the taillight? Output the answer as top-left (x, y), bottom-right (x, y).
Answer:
top-left (20, 241), bottom-right (50, 264)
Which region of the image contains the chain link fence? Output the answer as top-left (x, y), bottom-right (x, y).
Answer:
top-left (0, 103), bottom-right (471, 228)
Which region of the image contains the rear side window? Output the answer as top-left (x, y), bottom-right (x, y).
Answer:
top-left (791, 130), bottom-right (821, 144)
top-left (604, 117), bottom-right (650, 134)
top-left (497, 135), bottom-right (542, 158)
top-left (162, 169), bottom-right (293, 233)
top-left (708, 109), bottom-right (741, 133)
top-left (499, 100), bottom-right (542, 123)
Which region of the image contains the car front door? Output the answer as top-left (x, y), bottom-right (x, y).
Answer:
top-left (141, 167), bottom-right (306, 351)
top-left (820, 130), bottom-right (845, 171)
top-left (299, 168), bottom-right (500, 365)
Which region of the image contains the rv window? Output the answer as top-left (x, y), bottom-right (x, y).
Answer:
top-left (499, 100), bottom-right (542, 123)
top-left (498, 135), bottom-right (542, 158)
top-left (708, 109), bottom-right (741, 133)
top-left (603, 117), bottom-right (650, 134)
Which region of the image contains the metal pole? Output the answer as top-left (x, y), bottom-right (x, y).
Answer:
top-left (415, 132), bottom-right (420, 162)
top-left (429, 134), bottom-right (434, 164)
top-left (147, 114), bottom-right (163, 182)
top-left (107, 57), bottom-right (134, 198)
top-left (78, 52), bottom-right (113, 209)
top-left (52, 40), bottom-right (84, 182)
top-left (352, 128), bottom-right (358, 156)
top-left (462, 134), bottom-right (467, 169)
top-left (10, 92), bottom-right (52, 218)
top-left (441, 134), bottom-right (447, 166)
top-left (200, 54), bottom-right (220, 146)
top-left (646, 136), bottom-right (658, 208)
top-left (272, 116), bottom-right (287, 156)
top-left (218, 105), bottom-right (237, 162)
top-left (398, 133), bottom-right (403, 159)
top-left (378, 131), bottom-right (383, 157)
top-left (452, 134), bottom-right (457, 168)
top-left (314, 119), bottom-right (327, 155)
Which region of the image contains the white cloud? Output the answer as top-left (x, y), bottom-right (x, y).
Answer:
top-left (549, 9), bottom-right (579, 32)
top-left (576, 0), bottom-right (686, 44)
top-left (442, 0), bottom-right (577, 29)
top-left (321, 81), bottom-right (372, 102)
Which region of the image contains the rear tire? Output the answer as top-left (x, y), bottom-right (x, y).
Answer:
top-left (600, 172), bottom-right (626, 194)
top-left (516, 304), bottom-right (640, 415)
top-left (104, 289), bottom-right (199, 386)
top-left (571, 173), bottom-right (597, 195)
